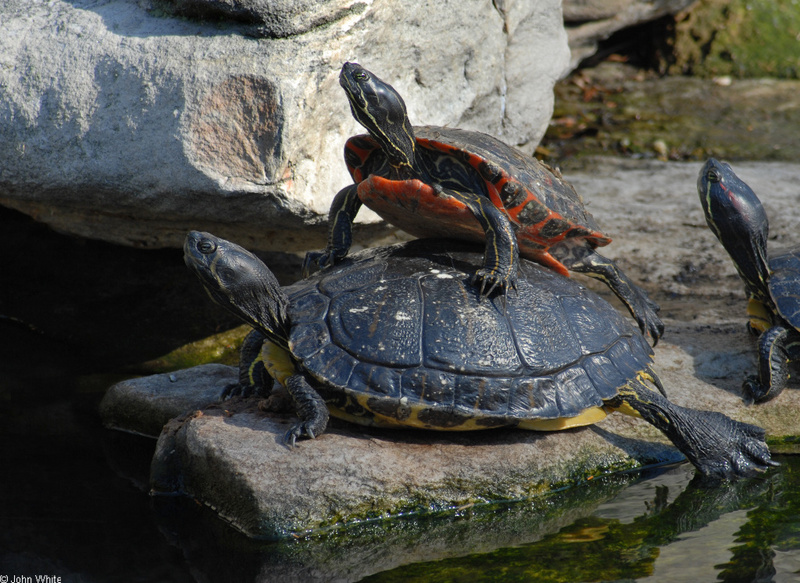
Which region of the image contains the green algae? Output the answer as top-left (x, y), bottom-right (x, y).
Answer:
top-left (672, 0), bottom-right (800, 79)
top-left (362, 461), bottom-right (787, 582)
top-left (136, 325), bottom-right (248, 373)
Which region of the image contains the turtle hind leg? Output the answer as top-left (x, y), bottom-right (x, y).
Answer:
top-left (556, 246), bottom-right (664, 345)
top-left (430, 185), bottom-right (520, 297)
top-left (283, 374), bottom-right (330, 447)
top-left (613, 380), bottom-right (777, 479)
top-left (744, 325), bottom-right (795, 403)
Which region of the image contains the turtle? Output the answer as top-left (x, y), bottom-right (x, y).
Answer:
top-left (698, 158), bottom-right (800, 403)
top-left (185, 231), bottom-right (775, 479)
top-left (304, 62), bottom-right (663, 344)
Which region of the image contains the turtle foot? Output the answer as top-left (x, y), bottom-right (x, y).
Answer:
top-left (632, 292), bottom-right (665, 346)
top-left (470, 269), bottom-right (514, 298)
top-left (743, 376), bottom-right (779, 404)
top-left (301, 250), bottom-right (334, 278)
top-left (680, 409), bottom-right (778, 480)
top-left (283, 416), bottom-right (328, 448)
top-left (220, 382), bottom-right (258, 400)
top-left (282, 374), bottom-right (330, 447)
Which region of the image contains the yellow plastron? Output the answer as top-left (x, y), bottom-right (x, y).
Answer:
top-left (261, 340), bottom-right (297, 385)
top-left (746, 298), bottom-right (773, 334)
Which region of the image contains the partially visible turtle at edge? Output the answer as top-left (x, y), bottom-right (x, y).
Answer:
top-left (698, 158), bottom-right (800, 403)
top-left (304, 62), bottom-right (663, 344)
top-left (185, 232), bottom-right (775, 479)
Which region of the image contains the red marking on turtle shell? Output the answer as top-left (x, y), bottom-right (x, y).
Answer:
top-left (415, 137), bottom-right (610, 250)
top-left (359, 175), bottom-right (571, 277)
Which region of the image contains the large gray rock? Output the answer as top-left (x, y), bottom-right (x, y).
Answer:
top-left (0, 0), bottom-right (569, 252)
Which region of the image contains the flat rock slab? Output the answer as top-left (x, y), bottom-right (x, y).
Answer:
top-left (149, 393), bottom-right (681, 540)
top-left (99, 364), bottom-right (235, 437)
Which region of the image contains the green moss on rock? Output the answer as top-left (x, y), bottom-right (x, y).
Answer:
top-left (139, 325), bottom-right (249, 372)
top-left (672, 0), bottom-right (800, 79)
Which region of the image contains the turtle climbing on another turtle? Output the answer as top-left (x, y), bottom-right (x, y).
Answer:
top-left (698, 158), bottom-right (800, 403)
top-left (186, 232), bottom-right (775, 480)
top-left (304, 62), bottom-right (663, 344)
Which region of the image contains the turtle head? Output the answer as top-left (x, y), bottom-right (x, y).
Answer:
top-left (340, 62), bottom-right (416, 170)
top-left (697, 158), bottom-right (771, 301)
top-left (184, 231), bottom-right (291, 347)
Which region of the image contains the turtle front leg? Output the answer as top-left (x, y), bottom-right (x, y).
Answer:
top-left (556, 246), bottom-right (664, 344)
top-left (433, 184), bottom-right (520, 296)
top-left (612, 380), bottom-right (777, 479)
top-left (303, 183), bottom-right (363, 277)
top-left (221, 329), bottom-right (271, 400)
top-left (744, 325), bottom-right (795, 403)
top-left (283, 374), bottom-right (330, 447)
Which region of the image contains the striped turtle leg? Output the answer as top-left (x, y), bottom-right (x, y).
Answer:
top-left (303, 183), bottom-right (363, 276)
top-left (610, 379), bottom-right (776, 479)
top-left (557, 247), bottom-right (664, 345)
top-left (744, 325), bottom-right (797, 403)
top-left (221, 329), bottom-right (271, 400)
top-left (432, 184), bottom-right (520, 296)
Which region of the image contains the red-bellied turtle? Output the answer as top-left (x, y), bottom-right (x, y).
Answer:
top-left (698, 158), bottom-right (800, 402)
top-left (186, 232), bottom-right (774, 479)
top-left (304, 63), bottom-right (663, 344)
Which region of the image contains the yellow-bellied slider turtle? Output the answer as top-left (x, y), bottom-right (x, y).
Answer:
top-left (699, 158), bottom-right (800, 402)
top-left (305, 62), bottom-right (662, 343)
top-left (185, 232), bottom-right (774, 479)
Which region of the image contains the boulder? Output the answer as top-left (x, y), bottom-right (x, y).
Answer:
top-left (0, 0), bottom-right (569, 252)
top-left (150, 394), bottom-right (682, 540)
top-left (563, 0), bottom-right (696, 67)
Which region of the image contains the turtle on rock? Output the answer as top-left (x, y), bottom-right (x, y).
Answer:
top-left (698, 158), bottom-right (800, 403)
top-left (304, 62), bottom-right (663, 344)
top-left (185, 231), bottom-right (775, 480)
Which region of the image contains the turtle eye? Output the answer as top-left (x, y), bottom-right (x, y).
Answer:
top-left (353, 70), bottom-right (370, 82)
top-left (198, 238), bottom-right (217, 254)
top-left (706, 168), bottom-right (721, 184)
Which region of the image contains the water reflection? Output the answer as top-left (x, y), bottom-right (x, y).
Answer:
top-left (360, 465), bottom-right (789, 583)
top-left (144, 454), bottom-right (796, 583)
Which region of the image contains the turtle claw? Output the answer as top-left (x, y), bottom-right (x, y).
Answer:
top-left (471, 269), bottom-right (513, 299)
top-left (632, 293), bottom-right (664, 346)
top-left (302, 250), bottom-right (332, 278)
top-left (220, 382), bottom-right (256, 400)
top-left (283, 421), bottom-right (319, 448)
